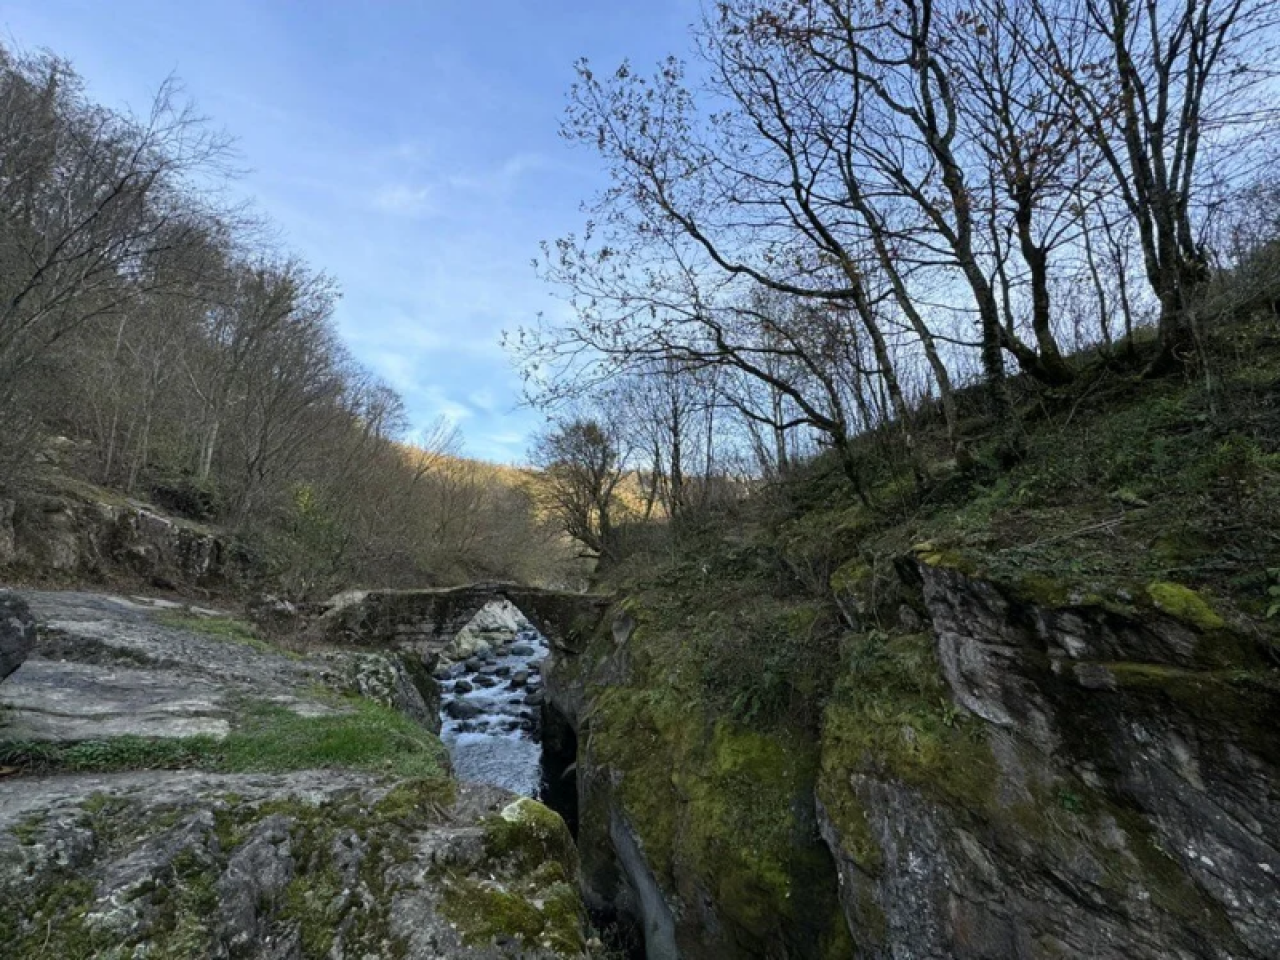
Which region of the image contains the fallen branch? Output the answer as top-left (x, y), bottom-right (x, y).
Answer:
top-left (1014, 515), bottom-right (1126, 551)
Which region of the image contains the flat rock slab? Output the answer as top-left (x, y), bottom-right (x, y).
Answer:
top-left (0, 590), bottom-right (406, 745)
top-left (22, 590), bottom-right (313, 688)
top-left (0, 659), bottom-right (231, 740)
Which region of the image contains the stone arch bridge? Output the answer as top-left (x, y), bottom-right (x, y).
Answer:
top-left (323, 582), bottom-right (613, 660)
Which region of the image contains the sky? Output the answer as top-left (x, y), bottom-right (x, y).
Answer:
top-left (0, 0), bottom-right (700, 461)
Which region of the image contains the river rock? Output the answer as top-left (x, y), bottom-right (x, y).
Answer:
top-left (452, 679), bottom-right (473, 694)
top-left (444, 699), bottom-right (484, 720)
top-left (464, 657), bottom-right (484, 672)
top-left (511, 670), bottom-right (529, 687)
top-left (472, 674), bottom-right (499, 689)
top-left (0, 592), bottom-right (36, 683)
top-left (524, 691), bottom-right (544, 707)
top-left (510, 643), bottom-right (535, 657)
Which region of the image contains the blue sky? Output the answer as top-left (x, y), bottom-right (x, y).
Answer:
top-left (1, 0), bottom-right (699, 461)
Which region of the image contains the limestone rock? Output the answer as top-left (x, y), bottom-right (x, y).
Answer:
top-left (0, 590), bottom-right (347, 742)
top-left (320, 649), bottom-right (442, 734)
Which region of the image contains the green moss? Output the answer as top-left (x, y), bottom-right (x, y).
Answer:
top-left (484, 797), bottom-right (578, 876)
top-left (440, 879), bottom-right (584, 953)
top-left (149, 850), bottom-right (220, 959)
top-left (1013, 574), bottom-right (1074, 608)
top-left (0, 874), bottom-right (113, 959)
top-left (0, 697), bottom-right (449, 779)
top-left (818, 632), bottom-right (998, 859)
top-left (910, 543), bottom-right (978, 575)
top-left (590, 682), bottom-right (840, 947)
top-left (283, 864), bottom-right (343, 958)
top-left (11, 811), bottom-right (47, 846)
top-left (1146, 582), bottom-right (1227, 631)
top-left (830, 560), bottom-right (872, 598)
top-left (439, 799), bottom-right (585, 954)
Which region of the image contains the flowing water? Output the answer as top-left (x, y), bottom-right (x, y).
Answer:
top-left (436, 627), bottom-right (548, 796)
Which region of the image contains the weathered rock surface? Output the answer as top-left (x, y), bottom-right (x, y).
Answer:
top-left (815, 559), bottom-right (1279, 960)
top-left (0, 485), bottom-right (245, 587)
top-left (0, 770), bottom-right (586, 958)
top-left (546, 559), bottom-right (1280, 960)
top-left (0, 591), bottom-right (35, 682)
top-left (0, 591), bottom-right (345, 741)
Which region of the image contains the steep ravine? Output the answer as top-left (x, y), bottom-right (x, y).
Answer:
top-left (541, 555), bottom-right (1280, 959)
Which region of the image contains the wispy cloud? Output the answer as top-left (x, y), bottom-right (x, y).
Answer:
top-left (371, 183), bottom-right (438, 218)
top-left (447, 152), bottom-right (549, 198)
top-left (370, 151), bottom-right (550, 220)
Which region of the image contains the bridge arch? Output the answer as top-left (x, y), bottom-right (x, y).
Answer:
top-left (323, 582), bottom-right (611, 660)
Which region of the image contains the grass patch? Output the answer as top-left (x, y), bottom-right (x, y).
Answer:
top-left (154, 611), bottom-right (275, 653)
top-left (221, 699), bottom-right (448, 777)
top-left (0, 698), bottom-right (448, 779)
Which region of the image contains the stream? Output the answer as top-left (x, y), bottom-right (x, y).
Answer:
top-left (435, 616), bottom-right (637, 956)
top-left (436, 626), bottom-right (548, 797)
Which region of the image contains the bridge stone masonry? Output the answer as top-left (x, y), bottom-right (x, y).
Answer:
top-left (321, 581), bottom-right (614, 661)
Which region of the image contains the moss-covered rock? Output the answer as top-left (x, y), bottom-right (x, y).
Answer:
top-left (0, 771), bottom-right (587, 959)
top-left (568, 583), bottom-right (848, 958)
top-left (1146, 581), bottom-right (1227, 631)
top-left (438, 797), bottom-right (586, 954)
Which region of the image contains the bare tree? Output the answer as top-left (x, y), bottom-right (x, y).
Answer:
top-left (1028, 0), bottom-right (1279, 367)
top-left (530, 418), bottom-right (629, 561)
top-left (0, 46), bottom-right (230, 468)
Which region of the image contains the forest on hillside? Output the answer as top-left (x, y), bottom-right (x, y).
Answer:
top-left (0, 42), bottom-right (578, 594)
top-left (517, 0), bottom-right (1280, 567)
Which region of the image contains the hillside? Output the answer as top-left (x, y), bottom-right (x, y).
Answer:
top-left (546, 315), bottom-right (1280, 958)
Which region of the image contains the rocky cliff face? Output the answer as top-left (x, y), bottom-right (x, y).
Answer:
top-left (547, 554), bottom-right (1279, 959)
top-left (818, 556), bottom-right (1277, 960)
top-left (0, 486), bottom-right (245, 589)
